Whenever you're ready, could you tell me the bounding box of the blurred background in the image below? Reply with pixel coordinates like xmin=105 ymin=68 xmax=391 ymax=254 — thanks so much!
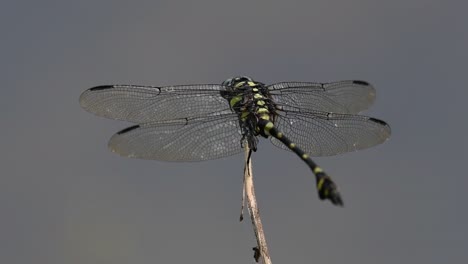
xmin=1 ymin=0 xmax=467 ymax=263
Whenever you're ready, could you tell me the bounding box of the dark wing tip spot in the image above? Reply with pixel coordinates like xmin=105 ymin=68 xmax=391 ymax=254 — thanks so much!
xmin=369 ymin=117 xmax=388 ymax=126
xmin=117 ymin=125 xmax=140 ymax=135
xmin=89 ymin=85 xmax=114 ymax=91
xmin=353 ymin=80 xmax=370 ymax=86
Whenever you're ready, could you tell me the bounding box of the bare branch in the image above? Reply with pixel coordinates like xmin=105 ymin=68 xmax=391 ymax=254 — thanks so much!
xmin=244 ymin=146 xmax=272 ymax=264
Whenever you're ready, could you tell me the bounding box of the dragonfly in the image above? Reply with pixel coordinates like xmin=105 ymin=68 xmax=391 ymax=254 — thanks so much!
xmin=79 ymin=76 xmax=391 ymax=206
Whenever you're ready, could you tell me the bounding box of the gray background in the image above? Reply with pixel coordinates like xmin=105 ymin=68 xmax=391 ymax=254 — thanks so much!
xmin=1 ymin=0 xmax=467 ymax=263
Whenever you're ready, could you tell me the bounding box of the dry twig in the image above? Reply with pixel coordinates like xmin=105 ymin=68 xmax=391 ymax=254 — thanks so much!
xmin=242 ymin=146 xmax=272 ymax=264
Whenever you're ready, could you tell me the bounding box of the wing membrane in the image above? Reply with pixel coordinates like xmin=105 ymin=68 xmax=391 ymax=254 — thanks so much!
xmin=268 ymin=80 xmax=376 ymax=114
xmin=79 ymin=84 xmax=231 ymax=123
xmin=270 ymin=111 xmax=391 ymax=156
xmin=109 ymin=114 xmax=243 ymax=161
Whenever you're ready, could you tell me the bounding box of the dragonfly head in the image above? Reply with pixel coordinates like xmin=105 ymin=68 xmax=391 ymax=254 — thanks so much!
xmin=222 ymin=76 xmax=254 ymax=88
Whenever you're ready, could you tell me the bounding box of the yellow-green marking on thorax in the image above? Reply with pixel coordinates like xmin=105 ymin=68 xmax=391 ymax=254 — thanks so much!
xmin=234 ymin=81 xmax=246 ymax=88
xmin=229 ymin=95 xmax=243 ymax=108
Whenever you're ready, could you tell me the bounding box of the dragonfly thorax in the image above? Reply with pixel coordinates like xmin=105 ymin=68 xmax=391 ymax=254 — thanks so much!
xmin=221 ymin=76 xmax=278 ymax=151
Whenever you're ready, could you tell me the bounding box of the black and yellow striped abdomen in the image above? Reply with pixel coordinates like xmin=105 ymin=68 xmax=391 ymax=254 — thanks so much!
xmin=257 ymin=118 xmax=343 ymax=206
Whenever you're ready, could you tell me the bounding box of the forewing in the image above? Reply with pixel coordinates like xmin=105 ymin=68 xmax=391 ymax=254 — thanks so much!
xmin=109 ymin=114 xmax=243 ymax=161
xmin=268 ymin=80 xmax=376 ymax=114
xmin=270 ymin=111 xmax=391 ymax=156
xmin=79 ymin=84 xmax=231 ymax=123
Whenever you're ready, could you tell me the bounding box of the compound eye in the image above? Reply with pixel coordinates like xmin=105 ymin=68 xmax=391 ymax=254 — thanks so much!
xmin=222 ymin=78 xmax=232 ymax=86
xmin=241 ymin=76 xmax=253 ymax=82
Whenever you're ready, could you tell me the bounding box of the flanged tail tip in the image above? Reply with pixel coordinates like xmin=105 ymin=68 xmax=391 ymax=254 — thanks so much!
xmin=317 ymin=177 xmax=344 ymax=207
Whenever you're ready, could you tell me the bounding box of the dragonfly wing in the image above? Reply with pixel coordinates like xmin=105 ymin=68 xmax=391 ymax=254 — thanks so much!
xmin=108 ymin=114 xmax=243 ymax=161
xmin=268 ymin=80 xmax=376 ymax=114
xmin=270 ymin=111 xmax=391 ymax=156
xmin=79 ymin=84 xmax=231 ymax=123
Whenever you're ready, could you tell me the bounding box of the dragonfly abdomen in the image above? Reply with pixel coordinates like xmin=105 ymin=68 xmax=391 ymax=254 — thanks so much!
xmin=257 ymin=118 xmax=344 ymax=206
